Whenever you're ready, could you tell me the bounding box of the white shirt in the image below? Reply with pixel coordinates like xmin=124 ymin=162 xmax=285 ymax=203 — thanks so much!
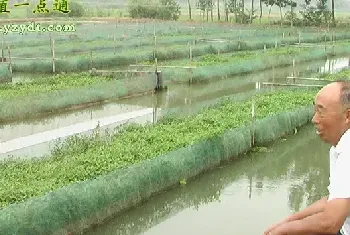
xmin=328 ymin=129 xmax=350 ymax=235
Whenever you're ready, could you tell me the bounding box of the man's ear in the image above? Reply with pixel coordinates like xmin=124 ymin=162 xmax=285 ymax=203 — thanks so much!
xmin=345 ymin=109 xmax=350 ymax=123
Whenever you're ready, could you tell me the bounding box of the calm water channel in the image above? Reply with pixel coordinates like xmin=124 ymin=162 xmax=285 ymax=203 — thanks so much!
xmin=83 ymin=124 xmax=330 ymax=235
xmin=0 ymin=56 xmax=348 ymax=158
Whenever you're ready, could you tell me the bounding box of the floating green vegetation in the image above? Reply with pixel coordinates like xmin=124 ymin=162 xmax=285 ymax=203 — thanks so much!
xmin=0 ymin=72 xmax=115 ymax=100
xmin=0 ymin=89 xmax=317 ymax=209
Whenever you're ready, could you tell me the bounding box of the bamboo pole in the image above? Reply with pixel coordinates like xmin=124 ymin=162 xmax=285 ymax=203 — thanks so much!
xmin=287 ymin=76 xmax=331 ymax=82
xmin=130 ymin=64 xmax=196 ymax=69
xmin=261 ymin=82 xmax=323 ymax=88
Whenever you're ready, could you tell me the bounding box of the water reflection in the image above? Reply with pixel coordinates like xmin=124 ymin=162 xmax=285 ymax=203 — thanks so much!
xmin=319 ymin=57 xmax=350 ymax=74
xmin=83 ymin=124 xmax=330 ymax=235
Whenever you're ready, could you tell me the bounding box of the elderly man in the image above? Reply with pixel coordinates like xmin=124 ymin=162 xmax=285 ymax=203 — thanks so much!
xmin=263 ymin=81 xmax=350 ymax=235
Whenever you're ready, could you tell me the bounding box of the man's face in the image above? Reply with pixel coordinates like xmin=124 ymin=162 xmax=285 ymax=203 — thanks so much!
xmin=312 ymin=85 xmax=349 ymax=146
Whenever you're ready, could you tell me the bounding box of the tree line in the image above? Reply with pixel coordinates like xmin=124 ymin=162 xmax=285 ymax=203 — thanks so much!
xmin=128 ymin=0 xmax=336 ymax=27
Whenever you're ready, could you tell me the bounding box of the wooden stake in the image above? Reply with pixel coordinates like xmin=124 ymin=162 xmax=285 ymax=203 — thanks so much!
xmin=1 ymin=38 xmax=4 ymax=62
xmin=153 ymin=26 xmax=157 ymax=59
xmin=255 ymin=81 xmax=261 ymax=90
xmin=90 ymin=50 xmax=93 ymax=69
xmin=51 ymin=39 xmax=55 ymax=73
xmin=114 ymin=34 xmax=116 ymax=55
xmin=189 ymin=45 xmax=192 ymax=61
xmin=155 ymin=57 xmax=158 ymax=73
xmin=298 ymin=31 xmax=301 ymax=45
xmin=250 ymin=101 xmax=255 ymax=147
xmin=49 ymin=33 xmax=53 ymax=54
xmin=7 ymin=45 xmax=12 ymax=75
xmin=292 ymin=58 xmax=295 ymax=77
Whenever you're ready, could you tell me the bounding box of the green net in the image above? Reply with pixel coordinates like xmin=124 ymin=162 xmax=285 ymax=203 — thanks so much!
xmin=0 ymin=63 xmax=10 ymax=82
xmin=0 ymin=74 xmax=156 ymax=122
xmin=9 ymin=31 xmax=350 ymax=73
xmin=81 ymin=124 xmax=320 ymax=235
xmin=0 ymin=90 xmax=316 ymax=234
xmin=164 ymin=43 xmax=350 ymax=83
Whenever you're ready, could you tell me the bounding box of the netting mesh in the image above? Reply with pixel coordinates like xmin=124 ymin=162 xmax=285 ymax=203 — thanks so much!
xmin=9 ymin=32 xmax=350 ymax=73
xmin=0 ymin=64 xmax=10 ymax=82
xmin=254 ymin=106 xmax=313 ymax=144
xmin=0 ymin=102 xmax=314 ymax=235
xmin=0 ymin=74 xmax=156 ymax=122
xmin=164 ymin=43 xmax=350 ymax=83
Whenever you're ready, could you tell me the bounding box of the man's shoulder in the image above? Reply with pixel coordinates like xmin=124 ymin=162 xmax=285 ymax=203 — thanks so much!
xmin=335 ymin=129 xmax=350 ymax=154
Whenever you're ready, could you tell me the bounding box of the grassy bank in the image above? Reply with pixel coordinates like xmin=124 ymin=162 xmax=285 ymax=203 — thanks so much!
xmin=0 ymin=89 xmax=317 ymax=209
xmin=320 ymin=68 xmax=350 ymax=80
xmin=6 ymin=33 xmax=350 ymax=74
xmin=0 ymin=72 xmax=117 ymax=100
xmin=162 ymin=41 xmax=350 ymax=83
xmin=0 ymin=72 xmax=156 ymax=122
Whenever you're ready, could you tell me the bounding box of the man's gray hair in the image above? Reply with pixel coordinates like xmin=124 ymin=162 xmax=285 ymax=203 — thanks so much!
xmin=336 ymin=80 xmax=350 ymax=105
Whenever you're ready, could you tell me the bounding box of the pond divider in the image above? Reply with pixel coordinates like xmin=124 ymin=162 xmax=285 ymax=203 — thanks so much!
xmin=0 ymin=105 xmax=314 ymax=235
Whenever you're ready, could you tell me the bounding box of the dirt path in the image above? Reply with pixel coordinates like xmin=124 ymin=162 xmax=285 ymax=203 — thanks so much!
xmin=0 ymin=17 xmax=173 ymax=24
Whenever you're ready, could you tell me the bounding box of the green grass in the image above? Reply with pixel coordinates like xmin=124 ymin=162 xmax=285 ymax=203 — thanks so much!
xmin=0 ymin=89 xmax=317 ymax=209
xmin=320 ymin=68 xmax=350 ymax=80
xmin=0 ymin=72 xmax=115 ymax=101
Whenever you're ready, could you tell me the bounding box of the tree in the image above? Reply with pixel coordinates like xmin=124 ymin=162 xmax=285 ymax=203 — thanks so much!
xmin=196 ymin=0 xmax=214 ymax=21
xmin=188 ymin=0 xmax=192 ymax=20
xmin=224 ymin=0 xmax=229 ymax=21
xmin=331 ymin=0 xmax=335 ymax=25
xmin=160 ymin=0 xmax=181 ymax=20
xmin=262 ymin=0 xmax=275 ymax=25
xmin=259 ymin=0 xmax=262 ymax=23
xmin=275 ymin=0 xmax=288 ymax=26
xmin=289 ymin=0 xmax=297 ymax=26
xmin=217 ymin=0 xmax=220 ymax=21
xmin=67 ymin=1 xmax=85 ymax=17
xmin=299 ymin=0 xmax=331 ymax=26
xmin=227 ymin=0 xmax=251 ymax=23
xmin=250 ymin=0 xmax=254 ymax=23
xmin=128 ymin=0 xmax=180 ymax=20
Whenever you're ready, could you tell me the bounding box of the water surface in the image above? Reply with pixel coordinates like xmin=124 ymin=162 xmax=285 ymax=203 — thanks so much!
xmin=84 ymin=124 xmax=330 ymax=235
